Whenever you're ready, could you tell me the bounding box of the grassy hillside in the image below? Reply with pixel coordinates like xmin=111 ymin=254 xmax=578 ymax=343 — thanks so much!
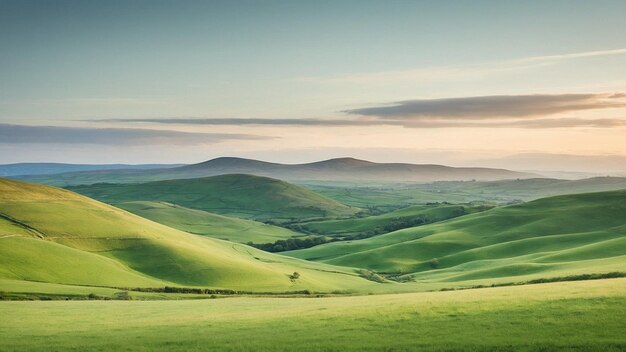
xmin=287 ymin=190 xmax=626 ymax=283
xmin=0 ymin=178 xmax=376 ymax=292
xmin=68 ymin=174 xmax=359 ymax=222
xmin=299 ymin=203 xmax=492 ymax=238
xmin=1 ymin=279 xmax=624 ymax=351
xmin=116 ymin=201 xmax=303 ymax=243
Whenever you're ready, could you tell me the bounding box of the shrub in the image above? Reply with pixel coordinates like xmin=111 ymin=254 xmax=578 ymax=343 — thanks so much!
xmin=358 ymin=269 xmax=386 ymax=283
xmin=114 ymin=291 xmax=132 ymax=300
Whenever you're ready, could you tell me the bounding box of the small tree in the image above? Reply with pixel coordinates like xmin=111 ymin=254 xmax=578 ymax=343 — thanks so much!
xmin=289 ymin=272 xmax=300 ymax=281
xmin=429 ymin=258 xmax=440 ymax=269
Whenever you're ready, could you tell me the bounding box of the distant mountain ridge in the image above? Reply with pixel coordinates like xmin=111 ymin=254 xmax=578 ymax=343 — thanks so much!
xmin=15 ymin=157 xmax=536 ymax=186
xmin=0 ymin=162 xmax=183 ymax=177
xmin=173 ymin=157 xmax=536 ymax=182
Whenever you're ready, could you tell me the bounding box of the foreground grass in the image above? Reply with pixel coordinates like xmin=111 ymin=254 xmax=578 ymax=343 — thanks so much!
xmin=1 ymin=279 xmax=624 ymax=352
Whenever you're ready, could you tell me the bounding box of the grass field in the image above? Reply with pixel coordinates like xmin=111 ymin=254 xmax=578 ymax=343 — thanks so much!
xmin=68 ymin=174 xmax=359 ymax=222
xmin=2 ymin=177 xmax=625 ymax=295
xmin=0 ymin=279 xmax=624 ymax=351
xmin=116 ymin=201 xmax=303 ymax=244
xmin=2 ymin=176 xmax=626 ymax=352
xmin=299 ymin=203 xmax=491 ymax=237
xmin=287 ymin=190 xmax=626 ymax=284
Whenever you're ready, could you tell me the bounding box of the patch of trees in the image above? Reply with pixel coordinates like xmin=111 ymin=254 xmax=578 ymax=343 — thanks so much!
xmin=384 ymin=274 xmax=414 ymax=283
xmin=380 ymin=215 xmax=433 ymax=232
xmin=247 ymin=236 xmax=337 ymax=252
xmin=357 ymin=269 xmax=386 ymax=283
xmin=132 ymin=286 xmax=242 ymax=295
xmin=126 ymin=286 xmax=318 ymax=296
xmin=289 ymin=272 xmax=300 ymax=281
xmin=346 ymin=215 xmax=441 ymax=240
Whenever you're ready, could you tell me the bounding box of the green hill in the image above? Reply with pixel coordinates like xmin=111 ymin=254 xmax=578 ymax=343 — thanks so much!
xmin=68 ymin=174 xmax=359 ymax=222
xmin=299 ymin=203 xmax=492 ymax=238
xmin=286 ymin=190 xmax=626 ymax=284
xmin=0 ymin=178 xmax=376 ymax=293
xmin=116 ymin=201 xmax=303 ymax=243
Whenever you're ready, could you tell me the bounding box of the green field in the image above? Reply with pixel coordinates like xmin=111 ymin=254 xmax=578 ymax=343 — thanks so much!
xmin=1 ymin=279 xmax=624 ymax=351
xmin=2 ymin=177 xmax=626 ymax=295
xmin=304 ymin=176 xmax=626 ymax=208
xmin=0 ymin=178 xmax=379 ymax=293
xmin=2 ymin=175 xmax=626 ymax=352
xmin=287 ymin=190 xmax=626 ymax=284
xmin=68 ymin=174 xmax=359 ymax=222
xmin=299 ymin=203 xmax=491 ymax=237
xmin=116 ymin=201 xmax=303 ymax=244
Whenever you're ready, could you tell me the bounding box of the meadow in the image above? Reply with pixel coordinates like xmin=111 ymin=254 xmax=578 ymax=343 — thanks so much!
xmin=298 ymin=203 xmax=492 ymax=238
xmin=304 ymin=177 xmax=626 ymax=208
xmin=1 ymin=279 xmax=624 ymax=351
xmin=68 ymin=174 xmax=359 ymax=222
xmin=1 ymin=174 xmax=625 ymax=352
xmin=116 ymin=201 xmax=303 ymax=243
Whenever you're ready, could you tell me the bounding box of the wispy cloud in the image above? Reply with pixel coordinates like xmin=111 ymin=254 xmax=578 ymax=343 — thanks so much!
xmin=344 ymin=93 xmax=626 ymax=119
xmin=91 ymin=117 xmax=393 ymax=126
xmin=0 ymin=124 xmax=272 ymax=145
xmin=87 ymin=93 xmax=626 ymax=129
xmin=89 ymin=117 xmax=626 ymax=129
xmin=297 ymin=48 xmax=626 ymax=84
xmin=518 ymin=48 xmax=626 ymax=64
xmin=400 ymin=118 xmax=626 ymax=129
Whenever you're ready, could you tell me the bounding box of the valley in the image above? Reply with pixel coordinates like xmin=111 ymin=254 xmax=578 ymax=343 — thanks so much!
xmin=1 ymin=158 xmax=625 ymax=351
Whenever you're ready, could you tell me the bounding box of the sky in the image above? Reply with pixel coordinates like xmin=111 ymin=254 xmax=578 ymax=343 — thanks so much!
xmin=1 ymin=0 xmax=626 ymax=172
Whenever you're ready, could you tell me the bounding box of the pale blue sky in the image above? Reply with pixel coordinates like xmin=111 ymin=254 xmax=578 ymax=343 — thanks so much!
xmin=1 ymin=0 xmax=625 ymax=167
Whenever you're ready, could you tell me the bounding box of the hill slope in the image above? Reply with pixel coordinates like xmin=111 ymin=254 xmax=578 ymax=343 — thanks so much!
xmin=286 ymin=190 xmax=626 ymax=283
xmin=299 ymin=203 xmax=492 ymax=238
xmin=16 ymin=157 xmax=534 ymax=186
xmin=0 ymin=178 xmax=376 ymax=292
xmin=116 ymin=201 xmax=303 ymax=243
xmin=68 ymin=174 xmax=359 ymax=222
